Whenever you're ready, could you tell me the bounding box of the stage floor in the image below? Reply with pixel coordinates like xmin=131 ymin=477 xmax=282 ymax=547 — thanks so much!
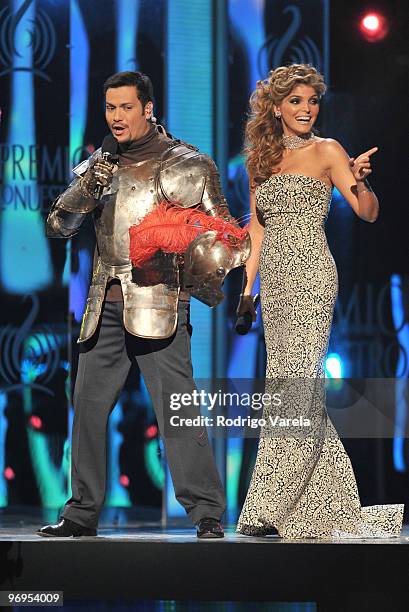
xmin=1 ymin=522 xmax=409 ymax=544
xmin=0 ymin=515 xmax=408 ymax=610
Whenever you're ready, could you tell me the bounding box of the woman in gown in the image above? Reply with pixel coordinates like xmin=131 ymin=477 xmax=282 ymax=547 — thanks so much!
xmin=236 ymin=64 xmax=403 ymax=539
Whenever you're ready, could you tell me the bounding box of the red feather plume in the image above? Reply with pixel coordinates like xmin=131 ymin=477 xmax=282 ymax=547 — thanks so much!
xmin=129 ymin=202 xmax=248 ymax=267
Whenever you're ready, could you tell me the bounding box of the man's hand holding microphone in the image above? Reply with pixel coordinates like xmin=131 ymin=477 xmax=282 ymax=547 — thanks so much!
xmin=79 ymin=134 xmax=118 ymax=200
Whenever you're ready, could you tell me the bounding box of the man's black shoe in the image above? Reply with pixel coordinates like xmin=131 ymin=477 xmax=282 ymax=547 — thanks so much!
xmin=36 ymin=518 xmax=97 ymax=538
xmin=196 ymin=518 xmax=224 ymax=539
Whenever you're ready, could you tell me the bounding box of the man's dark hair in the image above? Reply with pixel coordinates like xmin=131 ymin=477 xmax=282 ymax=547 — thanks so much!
xmin=103 ymin=71 xmax=154 ymax=109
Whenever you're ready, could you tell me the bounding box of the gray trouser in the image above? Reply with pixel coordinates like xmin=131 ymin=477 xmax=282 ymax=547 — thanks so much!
xmin=62 ymin=299 xmax=226 ymax=528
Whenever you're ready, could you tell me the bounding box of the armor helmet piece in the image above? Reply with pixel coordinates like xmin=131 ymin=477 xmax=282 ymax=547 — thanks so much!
xmin=183 ymin=231 xmax=251 ymax=307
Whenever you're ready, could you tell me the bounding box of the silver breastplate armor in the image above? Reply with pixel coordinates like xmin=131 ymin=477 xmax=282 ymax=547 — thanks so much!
xmin=96 ymin=159 xmax=160 ymax=267
xmin=84 ymin=154 xmax=185 ymax=343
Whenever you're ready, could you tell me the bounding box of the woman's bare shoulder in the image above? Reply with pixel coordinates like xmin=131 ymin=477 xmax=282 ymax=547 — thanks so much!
xmin=314 ymin=136 xmax=342 ymax=148
xmin=314 ymin=138 xmax=348 ymax=165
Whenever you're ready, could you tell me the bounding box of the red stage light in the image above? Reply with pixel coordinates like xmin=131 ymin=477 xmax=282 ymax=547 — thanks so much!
xmin=359 ymin=12 xmax=389 ymax=42
xmin=145 ymin=424 xmax=158 ymax=439
xmin=119 ymin=474 xmax=130 ymax=487
xmin=4 ymin=467 xmax=15 ymax=480
xmin=363 ymin=14 xmax=380 ymax=31
xmin=29 ymin=415 xmax=42 ymax=430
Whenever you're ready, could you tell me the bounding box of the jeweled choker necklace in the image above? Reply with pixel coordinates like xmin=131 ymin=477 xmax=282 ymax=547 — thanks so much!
xmin=282 ymin=133 xmax=317 ymax=149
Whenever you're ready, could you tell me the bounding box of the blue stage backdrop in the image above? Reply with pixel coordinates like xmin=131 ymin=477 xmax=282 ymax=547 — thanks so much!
xmin=0 ymin=0 xmax=407 ymax=523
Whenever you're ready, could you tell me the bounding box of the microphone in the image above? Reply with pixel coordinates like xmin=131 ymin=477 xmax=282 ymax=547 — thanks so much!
xmin=95 ymin=133 xmax=118 ymax=200
xmin=235 ymin=294 xmax=260 ymax=335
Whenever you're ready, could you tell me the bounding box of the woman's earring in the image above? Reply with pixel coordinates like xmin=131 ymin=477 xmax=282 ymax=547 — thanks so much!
xmin=275 ymin=112 xmax=281 ymax=119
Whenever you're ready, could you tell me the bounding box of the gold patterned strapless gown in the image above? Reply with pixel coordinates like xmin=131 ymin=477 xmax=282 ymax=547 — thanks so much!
xmin=237 ymin=174 xmax=404 ymax=539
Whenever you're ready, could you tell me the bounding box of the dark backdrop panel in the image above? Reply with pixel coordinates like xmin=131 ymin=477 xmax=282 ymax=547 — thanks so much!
xmin=0 ymin=0 xmax=69 ymax=509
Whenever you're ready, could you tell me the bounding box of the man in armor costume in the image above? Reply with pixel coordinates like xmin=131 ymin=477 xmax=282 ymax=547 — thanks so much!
xmin=38 ymin=71 xmax=249 ymax=539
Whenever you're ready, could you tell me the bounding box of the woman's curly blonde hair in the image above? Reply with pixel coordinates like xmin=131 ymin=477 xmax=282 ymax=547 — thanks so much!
xmin=245 ymin=64 xmax=326 ymax=186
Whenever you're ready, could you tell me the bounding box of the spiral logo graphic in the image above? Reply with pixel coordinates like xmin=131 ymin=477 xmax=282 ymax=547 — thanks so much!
xmin=258 ymin=5 xmax=322 ymax=74
xmin=0 ymin=294 xmax=60 ymax=396
xmin=0 ymin=0 xmax=56 ymax=81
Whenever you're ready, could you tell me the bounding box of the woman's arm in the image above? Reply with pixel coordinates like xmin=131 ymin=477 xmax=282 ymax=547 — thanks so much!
xmin=242 ymin=189 xmax=265 ymax=294
xmin=236 ymin=188 xmax=265 ymax=322
xmin=320 ymin=139 xmax=379 ymax=222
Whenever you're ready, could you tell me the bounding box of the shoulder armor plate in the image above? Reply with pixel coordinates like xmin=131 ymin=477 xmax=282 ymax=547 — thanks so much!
xmin=159 ymin=144 xmax=214 ymax=208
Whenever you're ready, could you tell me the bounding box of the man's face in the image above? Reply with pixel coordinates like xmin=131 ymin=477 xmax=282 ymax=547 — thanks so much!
xmin=105 ymin=85 xmax=152 ymax=143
